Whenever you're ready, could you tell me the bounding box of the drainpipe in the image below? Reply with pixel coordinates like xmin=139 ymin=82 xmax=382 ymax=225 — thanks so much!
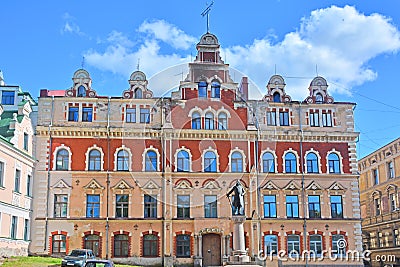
xmin=160 ymin=98 xmax=166 ymax=267
xmin=105 ymin=97 xmax=111 ymax=259
xmin=299 ymin=102 xmax=308 ymax=267
xmin=44 ymin=96 xmax=54 ymax=252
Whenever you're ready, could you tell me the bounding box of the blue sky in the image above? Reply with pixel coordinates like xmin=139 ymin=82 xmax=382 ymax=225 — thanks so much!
xmin=1 ymin=0 xmax=400 ymax=158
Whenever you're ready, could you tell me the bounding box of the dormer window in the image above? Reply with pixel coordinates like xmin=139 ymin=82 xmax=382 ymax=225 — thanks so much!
xmin=273 ymin=92 xmax=281 ymax=103
xmin=315 ymin=93 xmax=323 ymax=104
xmin=198 ymin=81 xmax=207 ymax=98
xmin=77 ymin=85 xmax=86 ymax=97
xmin=211 ymin=82 xmax=220 ymax=98
xmin=134 ymin=88 xmax=143 ymax=99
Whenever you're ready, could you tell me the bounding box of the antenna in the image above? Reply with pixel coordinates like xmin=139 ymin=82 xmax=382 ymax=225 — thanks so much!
xmin=137 ymin=58 xmax=140 ymax=71
xmin=274 ymin=64 xmax=277 ymax=75
xmin=201 ymin=1 xmax=214 ymax=33
xmin=81 ymin=56 xmax=85 ymax=69
xmin=315 ymin=64 xmax=318 ymax=77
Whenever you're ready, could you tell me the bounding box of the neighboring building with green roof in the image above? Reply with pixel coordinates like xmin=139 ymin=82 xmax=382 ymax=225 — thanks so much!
xmin=0 ymin=71 xmax=37 ymax=257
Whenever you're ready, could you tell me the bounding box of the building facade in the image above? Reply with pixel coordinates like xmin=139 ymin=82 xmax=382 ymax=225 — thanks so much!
xmin=0 ymin=72 xmax=36 ymax=256
xmin=30 ymin=33 xmax=362 ymax=266
xmin=359 ymin=137 xmax=400 ymax=266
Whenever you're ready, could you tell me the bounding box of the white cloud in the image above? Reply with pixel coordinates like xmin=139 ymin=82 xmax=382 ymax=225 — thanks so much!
xmin=138 ymin=20 xmax=197 ymax=50
xmin=61 ymin=12 xmax=86 ymax=36
xmin=85 ymin=6 xmax=400 ymax=99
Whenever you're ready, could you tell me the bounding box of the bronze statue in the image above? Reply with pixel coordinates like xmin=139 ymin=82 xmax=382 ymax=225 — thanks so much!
xmin=227 ymin=181 xmax=245 ymax=215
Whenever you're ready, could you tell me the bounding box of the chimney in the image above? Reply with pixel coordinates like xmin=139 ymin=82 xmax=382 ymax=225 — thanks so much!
xmin=239 ymin=77 xmax=249 ymax=101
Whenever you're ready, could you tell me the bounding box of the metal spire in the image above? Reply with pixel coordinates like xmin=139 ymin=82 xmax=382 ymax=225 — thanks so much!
xmin=201 ymin=1 xmax=214 ymax=33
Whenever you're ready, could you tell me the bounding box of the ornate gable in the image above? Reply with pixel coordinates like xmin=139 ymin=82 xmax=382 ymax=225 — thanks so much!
xmin=201 ymin=179 xmax=221 ymax=191
xmin=263 ymin=75 xmax=292 ymax=103
xmin=111 ymin=180 xmax=133 ymax=192
xmin=304 ymin=76 xmax=334 ymax=104
xmin=122 ymin=70 xmax=153 ymax=99
xmin=65 ymin=69 xmax=97 ymax=97
xmin=142 ymin=180 xmax=160 ymax=190
xmin=174 ymin=179 xmax=193 ymax=190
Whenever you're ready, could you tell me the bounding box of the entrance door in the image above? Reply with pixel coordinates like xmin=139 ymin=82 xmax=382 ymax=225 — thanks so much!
xmin=202 ymin=233 xmax=221 ymax=267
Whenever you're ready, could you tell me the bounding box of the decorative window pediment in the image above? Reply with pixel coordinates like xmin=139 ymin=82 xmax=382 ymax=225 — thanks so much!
xmin=283 ymin=180 xmax=301 ymax=191
xmin=84 ymin=179 xmax=105 ymax=191
xmin=263 ymin=75 xmax=292 ymax=103
xmin=111 ymin=180 xmax=133 ymax=193
xmin=65 ymin=69 xmax=97 ymax=97
xmin=174 ymin=179 xmax=193 ymax=190
xmin=262 ymin=180 xmax=279 ymax=191
xmin=141 ymin=180 xmax=161 ymax=195
xmin=123 ymin=71 xmax=153 ymax=99
xmin=328 ymin=182 xmax=346 ymax=192
xmin=201 ymin=179 xmax=221 ymax=191
xmin=51 ymin=179 xmax=72 ymax=190
xmin=306 ymin=181 xmax=322 ymax=191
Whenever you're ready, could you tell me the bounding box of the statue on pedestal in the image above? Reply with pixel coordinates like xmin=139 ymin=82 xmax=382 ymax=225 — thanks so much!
xmin=227 ymin=181 xmax=245 ymax=215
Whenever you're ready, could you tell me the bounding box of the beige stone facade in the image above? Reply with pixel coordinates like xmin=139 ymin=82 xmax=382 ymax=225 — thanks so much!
xmin=359 ymin=137 xmax=400 ymax=266
xmin=30 ymin=33 xmax=362 ymax=267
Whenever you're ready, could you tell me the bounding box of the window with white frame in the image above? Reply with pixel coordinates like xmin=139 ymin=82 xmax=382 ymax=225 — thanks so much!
xmin=205 ymin=112 xmax=214 ymax=130
xmin=177 ymin=150 xmax=190 ymax=172
xmin=126 ymin=108 xmax=136 ymax=123
xmin=267 ymin=111 xmax=276 ymax=126
xmin=390 ymin=193 xmax=397 ymax=212
xmin=309 ymin=111 xmax=320 ymax=127
xmin=56 ymin=149 xmax=69 ymax=170
xmin=145 ymin=150 xmax=157 ymax=172
xmin=309 ymin=235 xmax=322 ymax=255
xmin=279 ymin=111 xmax=289 ymax=126
xmin=211 ymin=81 xmax=220 ymax=98
xmin=285 ymin=152 xmax=297 ymax=173
xmin=231 ymin=151 xmax=243 ymax=172
xmin=204 ymin=195 xmax=217 ymax=218
xmin=54 ymin=194 xmax=68 ymax=218
xmin=332 ymin=234 xmax=346 ymax=255
xmin=388 ymin=161 xmax=395 ymax=179
xmin=218 ymin=112 xmax=227 ymax=130
xmin=117 ymin=150 xmax=130 ymax=171
xmin=204 ymin=151 xmax=217 ymax=172
xmin=322 ymin=112 xmax=332 ymax=127
xmin=262 ymin=152 xmax=275 ymax=173
xmin=198 ymin=81 xmax=207 ymax=98
xmin=264 ymin=235 xmax=278 ymax=255
xmin=192 ymin=112 xmax=201 ymax=129
xmin=328 ymin=153 xmax=340 ymax=174
xmin=287 ymin=235 xmax=300 ymax=256
xmin=88 ymin=149 xmax=102 ymax=171
xmin=372 ymin=168 xmax=379 ymax=185
xmin=306 ymin=152 xmax=319 ymax=173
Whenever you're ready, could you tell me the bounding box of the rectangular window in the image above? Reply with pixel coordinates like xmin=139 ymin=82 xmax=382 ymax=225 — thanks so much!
xmin=279 ymin=111 xmax=289 ymax=126
xmin=26 ymin=175 xmax=32 ymax=197
xmin=390 ymin=193 xmax=397 ymax=212
xmin=0 ymin=162 xmax=4 ymax=187
xmin=177 ymin=195 xmax=190 ymax=218
xmin=332 ymin=234 xmax=346 ymax=255
xmin=14 ymin=169 xmax=21 ymax=193
xmin=23 ymin=133 xmax=29 ymax=151
xmin=54 ymin=194 xmax=68 ymax=218
xmin=263 ymin=195 xmax=277 ymax=218
xmin=286 ymin=195 xmax=299 ymax=218
xmin=144 ymin=195 xmax=157 ymax=218
xmin=116 ymin=194 xmax=129 ymax=218
xmin=140 ymin=108 xmax=150 ymax=123
xmin=176 ymin=235 xmax=191 ymax=257
xmin=11 ymin=216 xmax=17 ymax=239
xmin=388 ymin=161 xmax=395 ymax=179
xmin=68 ymin=107 xmax=79 ymax=122
xmin=375 ymin=198 xmax=381 ymax=216
xmin=309 ymin=112 xmax=320 ymax=127
xmin=264 ymin=235 xmax=278 ymax=256
xmin=82 ymin=107 xmax=93 ymax=122
xmin=204 ymin=195 xmax=217 ymax=218
xmin=322 ymin=112 xmax=332 ymax=127
xmin=287 ymin=235 xmax=300 ymax=256
xmin=126 ymin=108 xmax=136 ymax=123
xmin=330 ymin=195 xmax=343 ymax=218
xmin=309 ymin=235 xmax=322 ymax=255
xmin=24 ymin=219 xmax=29 ymax=241
xmin=1 ymin=91 xmax=15 ymax=105
xmin=308 ymin=195 xmax=321 ymax=218
xmin=86 ymin=194 xmax=100 ymax=218
xmin=267 ymin=111 xmax=276 ymax=126
xmin=373 ymin=169 xmax=379 ymax=185
xmin=394 ymin=229 xmax=400 ymax=247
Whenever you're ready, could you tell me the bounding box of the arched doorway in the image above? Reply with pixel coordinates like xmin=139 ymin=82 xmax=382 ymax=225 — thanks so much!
xmin=202 ymin=233 xmax=221 ymax=266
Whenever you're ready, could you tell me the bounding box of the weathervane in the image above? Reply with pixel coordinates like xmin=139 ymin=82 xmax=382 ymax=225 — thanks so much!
xmin=201 ymin=1 xmax=214 ymax=33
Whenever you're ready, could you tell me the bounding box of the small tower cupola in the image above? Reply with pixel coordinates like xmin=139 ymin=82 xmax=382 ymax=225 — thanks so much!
xmin=305 ymin=76 xmax=334 ymax=104
xmin=123 ymin=70 xmax=153 ymax=99
xmin=263 ymin=75 xmax=292 ymax=103
xmin=195 ymin=33 xmax=224 ymax=64
xmin=66 ymin=69 xmax=97 ymax=97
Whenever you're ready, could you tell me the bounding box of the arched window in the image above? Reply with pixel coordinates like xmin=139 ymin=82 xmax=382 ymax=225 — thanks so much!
xmin=134 ymin=88 xmax=143 ymax=99
xmin=328 ymin=153 xmax=340 ymax=173
xmin=117 ymin=150 xmax=129 ymax=171
xmin=198 ymin=81 xmax=207 ymax=98
xmin=204 ymin=151 xmax=217 ymax=172
xmin=77 ymin=85 xmax=86 ymax=97
xmin=52 ymin=234 xmax=67 ymax=254
xmin=88 ymin=149 xmax=101 ymax=171
xmin=113 ymin=234 xmax=129 ymax=257
xmin=315 ymin=93 xmax=323 ymax=104
xmin=285 ymin=152 xmax=297 ymax=173
xmin=205 ymin=112 xmax=214 ymax=130
xmin=145 ymin=150 xmax=157 ymax=171
xmin=143 ymin=234 xmax=158 ymax=257
xmin=273 ymin=92 xmax=281 ymax=103
xmin=262 ymin=152 xmax=275 ymax=173
xmin=211 ymin=81 xmax=220 ymax=98
xmin=177 ymin=150 xmax=190 ymax=172
xmin=231 ymin=152 xmax=243 ymax=172
xmin=218 ymin=112 xmax=227 ymax=130
xmin=84 ymin=234 xmax=100 ymax=257
xmin=56 ymin=149 xmax=69 ymax=170
xmin=192 ymin=112 xmax=201 ymax=129
xmin=306 ymin=152 xmax=318 ymax=173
